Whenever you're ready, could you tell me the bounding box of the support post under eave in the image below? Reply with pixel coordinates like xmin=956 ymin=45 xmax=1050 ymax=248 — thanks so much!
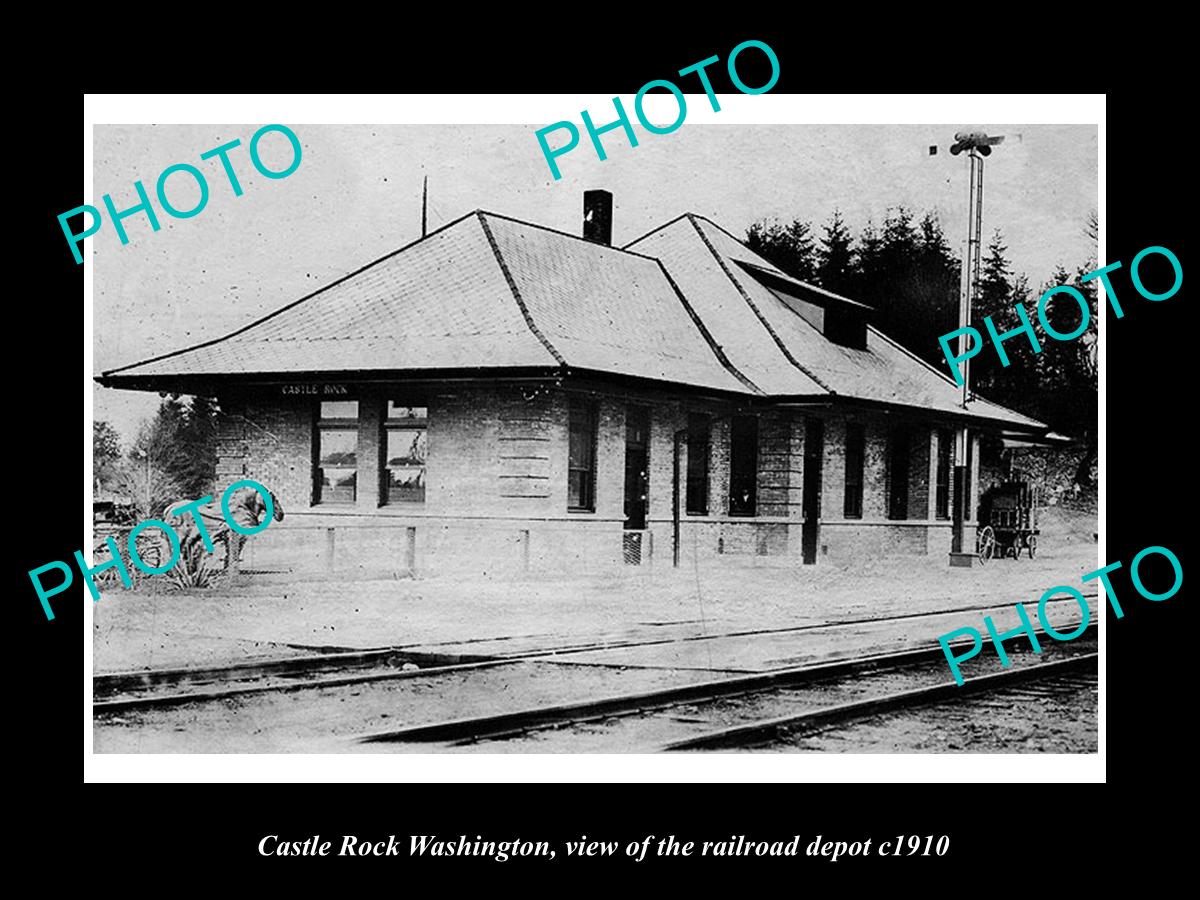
xmin=673 ymin=430 xmax=683 ymax=568
xmin=949 ymin=427 xmax=975 ymax=567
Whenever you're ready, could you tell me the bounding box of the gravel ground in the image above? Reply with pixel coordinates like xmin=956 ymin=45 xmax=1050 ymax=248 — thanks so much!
xmin=93 ymin=660 xmax=720 ymax=753
xmin=445 ymin=637 xmax=1097 ymax=754
xmin=784 ymin=672 xmax=1098 ymax=753
xmin=91 ymin=507 xmax=1100 ymax=754
xmin=95 ymin=629 xmax=1096 ymax=754
xmin=93 ymin=506 xmax=1099 ymax=674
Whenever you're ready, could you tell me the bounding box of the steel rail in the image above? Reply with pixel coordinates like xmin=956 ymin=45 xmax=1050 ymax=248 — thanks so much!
xmin=659 ymin=652 xmax=1098 ymax=751
xmin=95 ymin=601 xmax=1097 ymax=716
xmin=357 ymin=623 xmax=1096 ymax=745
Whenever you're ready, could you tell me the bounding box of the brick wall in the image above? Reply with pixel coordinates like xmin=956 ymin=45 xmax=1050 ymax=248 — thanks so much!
xmin=863 ymin=419 xmax=891 ymax=520
xmin=822 ymin=416 xmax=847 ymax=522
xmin=757 ymin=412 xmax=802 ymax=519
xmin=215 ymin=401 xmax=311 ymax=504
xmin=646 ymin=401 xmax=684 ymax=525
xmin=907 ymin=426 xmax=932 ymax=521
xmin=813 ymin=413 xmax=953 ymax=562
xmin=215 ymin=384 xmax=645 ymax=577
xmin=215 ymin=382 xmax=1006 ymax=577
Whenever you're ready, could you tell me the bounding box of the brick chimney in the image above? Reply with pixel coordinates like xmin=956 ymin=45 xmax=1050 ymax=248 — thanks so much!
xmin=583 ymin=190 xmax=613 ymax=245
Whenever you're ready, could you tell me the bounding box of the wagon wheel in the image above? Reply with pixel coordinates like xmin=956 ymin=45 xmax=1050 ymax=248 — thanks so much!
xmin=133 ymin=532 xmax=165 ymax=573
xmin=976 ymin=526 xmax=996 ymax=564
xmin=1027 ymin=534 xmax=1038 ymax=559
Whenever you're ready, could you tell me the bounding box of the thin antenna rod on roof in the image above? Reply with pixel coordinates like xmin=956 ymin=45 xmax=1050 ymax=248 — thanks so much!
xmin=421 ymin=175 xmax=428 ymax=238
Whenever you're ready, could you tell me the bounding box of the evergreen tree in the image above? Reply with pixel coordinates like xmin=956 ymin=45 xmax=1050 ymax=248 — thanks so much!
xmin=853 ymin=220 xmax=882 ymax=296
xmin=177 ymin=395 xmax=220 ymax=499
xmin=1033 ymin=264 xmax=1097 ymax=483
xmin=851 ymin=207 xmax=959 ymax=365
xmin=745 ymin=218 xmax=818 ymax=282
xmin=1037 ymin=265 xmax=1078 ymax=341
xmin=124 ymin=394 xmax=220 ymax=514
xmin=815 ymin=210 xmax=856 ymax=296
xmin=1009 ymin=273 xmax=1032 ymax=315
xmin=740 ymin=206 xmax=1096 ymax=486
xmin=782 ymin=219 xmax=817 ymax=282
xmin=914 ymin=213 xmax=961 ymax=349
xmin=93 ymin=421 xmax=121 ymax=469
xmin=969 ymin=255 xmax=1097 ymax=487
xmin=93 ymin=420 xmax=124 ymax=494
xmin=970 ymin=231 xmax=1018 ymax=399
xmin=881 ymin=206 xmax=917 ymax=256
xmin=128 ymin=396 xmax=190 ymax=515
xmin=1067 ymin=262 xmax=1099 ymax=486
xmin=976 ymin=231 xmax=1012 ymax=315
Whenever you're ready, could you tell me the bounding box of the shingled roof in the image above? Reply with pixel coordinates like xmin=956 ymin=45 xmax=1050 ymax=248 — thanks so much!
xmin=99 ymin=207 xmax=1045 ymax=432
xmin=99 ymin=211 xmax=754 ymax=397
xmin=625 ymin=214 xmax=1044 ymax=430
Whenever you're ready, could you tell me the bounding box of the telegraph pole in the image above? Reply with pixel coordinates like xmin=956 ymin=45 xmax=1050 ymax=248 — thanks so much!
xmin=946 ymin=130 xmax=1003 ymax=567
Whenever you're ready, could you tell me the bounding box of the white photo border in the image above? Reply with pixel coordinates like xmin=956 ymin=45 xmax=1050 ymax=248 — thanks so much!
xmin=84 ymin=92 xmax=1106 ymax=783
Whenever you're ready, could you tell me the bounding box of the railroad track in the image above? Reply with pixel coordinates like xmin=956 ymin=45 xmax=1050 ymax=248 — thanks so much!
xmin=660 ymin=653 xmax=1097 ymax=751
xmin=93 ymin=654 xmax=513 ymax=714
xmin=357 ymin=622 xmax=1097 ymax=751
xmin=93 ymin=595 xmax=1097 ymax=715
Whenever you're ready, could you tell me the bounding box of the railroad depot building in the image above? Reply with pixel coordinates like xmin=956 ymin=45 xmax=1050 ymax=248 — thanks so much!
xmin=98 ymin=191 xmax=1049 ymax=577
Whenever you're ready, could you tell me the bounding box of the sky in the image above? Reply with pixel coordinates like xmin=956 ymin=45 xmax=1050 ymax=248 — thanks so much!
xmin=92 ymin=123 xmax=1097 ymax=445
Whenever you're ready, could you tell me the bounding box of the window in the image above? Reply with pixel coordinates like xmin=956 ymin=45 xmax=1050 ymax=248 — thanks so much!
xmin=686 ymin=413 xmax=710 ymax=515
xmin=568 ymin=400 xmax=597 ymax=511
xmin=382 ymin=402 xmax=427 ymax=504
xmin=887 ymin=426 xmax=911 ymax=520
xmin=315 ymin=401 xmax=359 ymax=504
xmin=729 ymin=415 xmax=758 ymax=517
xmin=843 ymin=423 xmax=864 ymax=519
xmin=936 ymin=428 xmax=952 ymax=520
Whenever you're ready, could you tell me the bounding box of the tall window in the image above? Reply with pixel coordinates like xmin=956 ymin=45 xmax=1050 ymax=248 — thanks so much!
xmin=887 ymin=426 xmax=911 ymax=520
xmin=843 ymin=423 xmax=865 ymax=519
xmin=936 ymin=428 xmax=952 ymax=520
xmin=729 ymin=415 xmax=758 ymax=517
xmin=568 ymin=399 xmax=597 ymax=511
xmin=315 ymin=400 xmax=359 ymax=504
xmin=382 ymin=402 xmax=427 ymax=504
xmin=686 ymin=413 xmax=710 ymax=515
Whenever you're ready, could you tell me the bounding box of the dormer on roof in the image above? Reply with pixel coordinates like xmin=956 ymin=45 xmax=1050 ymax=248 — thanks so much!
xmin=733 ymin=259 xmax=872 ymax=351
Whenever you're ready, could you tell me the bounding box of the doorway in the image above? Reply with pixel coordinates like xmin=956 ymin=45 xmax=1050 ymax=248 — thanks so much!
xmin=624 ymin=406 xmax=650 ymax=531
xmin=801 ymin=418 xmax=824 ymax=564
xmin=623 ymin=406 xmax=650 ymax=565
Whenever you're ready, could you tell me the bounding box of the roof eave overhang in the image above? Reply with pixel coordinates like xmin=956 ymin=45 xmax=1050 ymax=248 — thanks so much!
xmin=95 ymin=369 xmax=1056 ymax=437
xmin=1000 ymin=430 xmax=1076 ymax=448
xmin=558 ymin=368 xmax=760 ymax=403
xmin=773 ymin=393 xmax=1049 ymax=435
xmin=94 ymin=365 xmax=762 ymax=404
xmin=94 ymin=365 xmax=568 ymax=395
